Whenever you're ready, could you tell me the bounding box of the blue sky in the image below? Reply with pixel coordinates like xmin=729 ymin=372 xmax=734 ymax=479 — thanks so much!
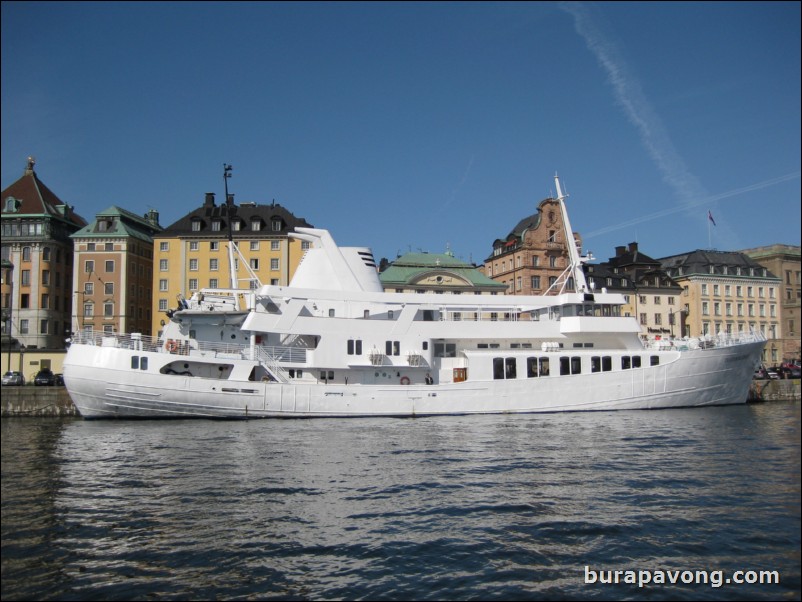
xmin=2 ymin=1 xmax=800 ymax=266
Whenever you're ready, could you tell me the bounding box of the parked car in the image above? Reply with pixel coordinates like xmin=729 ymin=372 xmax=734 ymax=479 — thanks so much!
xmin=33 ymin=368 xmax=56 ymax=386
xmin=753 ymin=367 xmax=769 ymax=380
xmin=2 ymin=371 xmax=25 ymax=386
xmin=54 ymin=373 xmax=65 ymax=386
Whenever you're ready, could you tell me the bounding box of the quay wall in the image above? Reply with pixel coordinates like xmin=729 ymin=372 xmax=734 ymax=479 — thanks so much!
xmin=747 ymin=379 xmax=801 ymax=402
xmin=1 ymin=386 xmax=79 ymax=417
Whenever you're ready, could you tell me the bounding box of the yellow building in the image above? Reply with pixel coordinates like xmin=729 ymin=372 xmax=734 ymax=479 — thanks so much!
xmin=660 ymin=249 xmax=782 ymax=364
xmin=151 ymin=193 xmax=313 ymax=338
xmin=741 ymin=244 xmax=801 ymax=363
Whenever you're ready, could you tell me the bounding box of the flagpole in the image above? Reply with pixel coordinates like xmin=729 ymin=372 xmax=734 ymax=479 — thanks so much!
xmin=708 ymin=212 xmax=711 ymax=248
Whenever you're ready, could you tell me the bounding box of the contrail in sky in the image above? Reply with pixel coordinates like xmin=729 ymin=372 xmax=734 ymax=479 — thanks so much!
xmin=583 ymin=171 xmax=800 ymax=239
xmin=559 ymin=2 xmax=741 ymax=247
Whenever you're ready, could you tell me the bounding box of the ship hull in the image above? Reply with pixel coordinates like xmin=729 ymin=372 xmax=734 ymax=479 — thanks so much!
xmin=64 ymin=340 xmax=764 ymax=418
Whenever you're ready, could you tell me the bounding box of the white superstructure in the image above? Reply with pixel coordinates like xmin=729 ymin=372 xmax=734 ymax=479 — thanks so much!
xmin=63 ymin=177 xmax=765 ymax=418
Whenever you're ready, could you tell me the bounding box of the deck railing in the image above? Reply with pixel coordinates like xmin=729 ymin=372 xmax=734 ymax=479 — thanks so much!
xmin=69 ymin=331 xmax=306 ymax=363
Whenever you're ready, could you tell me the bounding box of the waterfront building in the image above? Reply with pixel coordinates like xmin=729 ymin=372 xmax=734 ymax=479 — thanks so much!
xmin=1 ymin=158 xmax=86 ymax=349
xmin=481 ymin=197 xmax=583 ymax=295
xmin=150 ymin=193 xmax=313 ymax=338
xmin=659 ymin=250 xmax=783 ymax=364
xmin=585 ymin=242 xmax=684 ymax=341
xmin=379 ymin=249 xmax=507 ymax=295
xmin=740 ymin=244 xmax=801 ymax=363
xmin=71 ymin=206 xmax=163 ymax=337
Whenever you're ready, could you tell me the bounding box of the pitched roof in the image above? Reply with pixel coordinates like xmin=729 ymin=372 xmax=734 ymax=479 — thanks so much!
xmin=71 ymin=205 xmax=163 ymax=243
xmin=380 ymin=251 xmax=506 ymax=289
xmin=659 ymin=249 xmax=780 ymax=279
xmin=1 ymin=158 xmax=87 ymax=227
xmin=160 ymin=194 xmax=312 ymax=237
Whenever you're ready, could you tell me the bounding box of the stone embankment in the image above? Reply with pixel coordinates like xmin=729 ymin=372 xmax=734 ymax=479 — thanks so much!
xmin=1 ymin=387 xmax=80 ymax=417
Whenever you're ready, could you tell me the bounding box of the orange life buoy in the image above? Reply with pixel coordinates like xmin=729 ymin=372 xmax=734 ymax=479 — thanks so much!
xmin=400 ymin=376 xmax=411 ymax=385
xmin=166 ymin=339 xmax=178 ymax=353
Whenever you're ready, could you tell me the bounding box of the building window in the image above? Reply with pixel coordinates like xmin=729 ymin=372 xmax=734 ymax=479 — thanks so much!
xmin=232 ymin=220 xmax=241 ymax=231
xmin=250 ymin=241 xmax=260 ymax=251
xmin=85 ymin=260 xmax=94 ymax=273
xmin=159 ymin=299 xmax=168 ymax=311
xmin=160 ymin=259 xmax=168 ymax=271
xmin=192 ymin=220 xmax=201 ymax=231
xmin=271 ymin=240 xmax=280 ymax=251
xmin=160 ymin=242 xmax=169 ymax=251
xmin=19 ymin=319 xmax=29 ymax=334
xmin=104 ymin=303 xmax=114 ymax=317
xmin=42 ymin=270 xmax=50 ymax=285
xmin=190 ymin=241 xmax=199 ymax=251
xmin=105 ymin=260 xmax=114 ymax=273
xmin=251 ymin=219 xmax=261 ymax=231
xmin=210 ymin=241 xmax=219 ymax=251
xmin=189 ymin=259 xmax=198 ymax=271
xmin=159 ymin=279 xmax=168 ymax=292
xmin=250 ymin=258 xmax=259 ymax=270
xmin=105 ymin=282 xmax=114 ymax=295
xmin=272 ymin=219 xmax=282 ymax=231
xmin=212 ymin=220 xmax=222 ymax=231
xmin=41 ymin=293 xmax=49 ymax=309
xmin=271 ymin=258 xmax=279 ymax=271
xmin=84 ymin=282 xmax=94 ymax=295
xmin=210 ymin=258 xmax=219 ymax=271
xmin=84 ymin=303 xmax=94 ymax=316
xmin=21 ymin=270 xmax=30 ymax=286
xmin=22 ymin=246 xmax=31 ymax=261
xmin=531 ymin=276 xmax=540 ymax=289
xmin=209 ymin=278 xmax=218 ymax=288
xmin=42 ymin=247 xmax=51 ymax=261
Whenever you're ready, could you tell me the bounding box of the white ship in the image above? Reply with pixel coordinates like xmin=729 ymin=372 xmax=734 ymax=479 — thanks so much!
xmin=63 ymin=177 xmax=765 ymax=418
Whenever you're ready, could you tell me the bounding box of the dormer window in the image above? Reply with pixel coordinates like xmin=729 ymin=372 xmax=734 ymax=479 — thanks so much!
xmin=272 ymin=218 xmax=283 ymax=232
xmin=251 ymin=219 xmax=261 ymax=231
xmin=231 ymin=220 xmax=241 ymax=231
xmin=211 ymin=220 xmax=222 ymax=231
xmin=192 ymin=219 xmax=202 ymax=232
xmin=4 ymin=196 xmax=20 ymax=212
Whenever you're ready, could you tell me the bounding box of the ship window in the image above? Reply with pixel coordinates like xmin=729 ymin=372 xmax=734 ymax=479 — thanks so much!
xmin=348 ymin=340 xmax=354 ymax=355
xmin=622 ymin=356 xmax=631 ymax=370
xmin=632 ymin=356 xmax=642 ymax=368
xmin=591 ymin=356 xmax=601 ymax=373
xmin=505 ymin=358 xmax=517 ymax=379
xmin=572 ymin=357 xmax=581 ymax=374
xmin=560 ymin=357 xmax=570 ymax=375
xmin=602 ymin=357 xmax=612 ymax=372
xmin=527 ymin=357 xmax=538 ymax=377
xmin=131 ymin=356 xmax=140 ymax=369
xmin=651 ymin=356 xmax=659 ymax=366
xmin=493 ymin=358 xmax=505 ymax=380
xmin=329 ymin=309 xmax=335 ymax=317
xmin=141 ymin=358 xmax=148 ymax=370
xmin=385 ymin=340 xmax=400 ymax=356
xmin=422 ymin=342 xmax=428 ymax=351
xmin=539 ymin=357 xmax=550 ymax=376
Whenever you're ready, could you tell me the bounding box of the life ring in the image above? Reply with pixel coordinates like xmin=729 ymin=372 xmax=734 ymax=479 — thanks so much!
xmin=166 ymin=339 xmax=178 ymax=353
xmin=400 ymin=376 xmax=411 ymax=385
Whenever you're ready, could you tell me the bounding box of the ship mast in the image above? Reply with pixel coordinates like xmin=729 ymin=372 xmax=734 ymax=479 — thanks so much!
xmin=223 ymin=163 xmax=238 ymax=289
xmin=548 ymin=174 xmax=591 ymax=295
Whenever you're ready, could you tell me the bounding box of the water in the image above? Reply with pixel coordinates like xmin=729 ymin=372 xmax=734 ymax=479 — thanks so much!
xmin=2 ymin=403 xmax=800 ymax=601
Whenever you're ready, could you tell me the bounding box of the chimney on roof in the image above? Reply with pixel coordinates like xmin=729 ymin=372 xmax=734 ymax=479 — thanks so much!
xmin=615 ymin=246 xmax=626 ymax=257
xmin=628 ymin=242 xmax=639 ymax=253
xmin=204 ymin=192 xmax=215 ymax=207
xmin=25 ymin=156 xmax=36 ymax=175
xmin=226 ymin=194 xmax=235 ymax=206
xmin=145 ymin=209 xmax=160 ymax=227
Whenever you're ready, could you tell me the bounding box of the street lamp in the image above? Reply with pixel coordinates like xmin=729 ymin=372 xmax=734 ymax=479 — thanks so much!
xmin=669 ymin=308 xmax=687 ymax=338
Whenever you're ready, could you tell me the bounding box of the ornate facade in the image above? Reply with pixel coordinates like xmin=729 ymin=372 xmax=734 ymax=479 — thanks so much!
xmin=1 ymin=158 xmax=86 ymax=349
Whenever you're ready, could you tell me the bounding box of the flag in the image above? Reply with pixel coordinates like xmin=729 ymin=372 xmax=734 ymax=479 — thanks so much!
xmin=708 ymin=210 xmax=716 ymax=226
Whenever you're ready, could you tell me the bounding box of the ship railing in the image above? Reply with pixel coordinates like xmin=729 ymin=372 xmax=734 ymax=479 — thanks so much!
xmin=645 ymin=329 xmax=766 ymax=351
xmin=69 ymin=332 xmax=308 ymax=367
xmin=70 ymin=331 xmax=163 ymax=351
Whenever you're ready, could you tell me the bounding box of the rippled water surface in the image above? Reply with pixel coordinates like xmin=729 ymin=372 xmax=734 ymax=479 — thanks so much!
xmin=2 ymin=402 xmax=800 ymax=600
